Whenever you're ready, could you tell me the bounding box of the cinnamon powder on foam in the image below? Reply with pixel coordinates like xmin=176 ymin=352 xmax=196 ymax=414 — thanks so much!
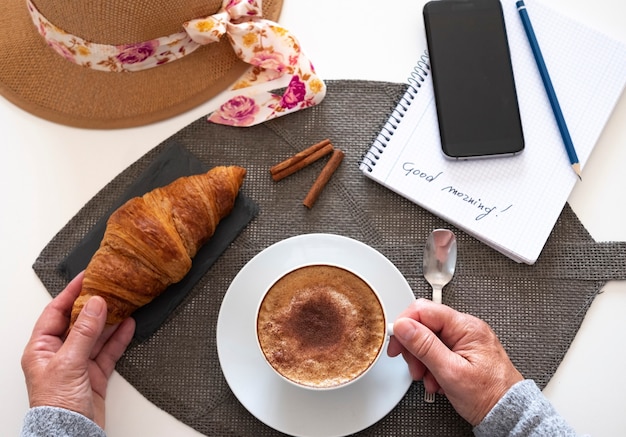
xmin=257 ymin=265 xmax=385 ymax=388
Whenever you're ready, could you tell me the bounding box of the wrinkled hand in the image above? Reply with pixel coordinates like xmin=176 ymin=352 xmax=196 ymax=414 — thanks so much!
xmin=387 ymin=298 xmax=523 ymax=426
xmin=21 ymin=272 xmax=135 ymax=429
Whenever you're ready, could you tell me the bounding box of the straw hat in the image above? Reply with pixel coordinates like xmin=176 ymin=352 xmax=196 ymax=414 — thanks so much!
xmin=0 ymin=0 xmax=283 ymax=129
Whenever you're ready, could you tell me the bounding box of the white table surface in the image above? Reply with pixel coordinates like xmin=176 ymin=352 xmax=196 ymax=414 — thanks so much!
xmin=1 ymin=0 xmax=625 ymax=435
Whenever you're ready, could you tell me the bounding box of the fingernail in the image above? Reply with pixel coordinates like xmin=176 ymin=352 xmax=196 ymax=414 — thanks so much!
xmin=83 ymin=297 xmax=104 ymax=316
xmin=394 ymin=318 xmax=417 ymax=341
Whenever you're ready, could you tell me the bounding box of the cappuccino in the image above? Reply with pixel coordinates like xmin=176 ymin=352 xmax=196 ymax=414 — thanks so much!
xmin=256 ymin=264 xmax=385 ymax=389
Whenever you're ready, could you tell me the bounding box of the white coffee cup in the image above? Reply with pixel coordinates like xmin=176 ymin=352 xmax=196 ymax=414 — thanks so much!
xmin=255 ymin=263 xmax=392 ymax=390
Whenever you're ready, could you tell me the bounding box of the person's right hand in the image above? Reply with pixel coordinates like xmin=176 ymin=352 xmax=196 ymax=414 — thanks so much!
xmin=387 ymin=298 xmax=523 ymax=426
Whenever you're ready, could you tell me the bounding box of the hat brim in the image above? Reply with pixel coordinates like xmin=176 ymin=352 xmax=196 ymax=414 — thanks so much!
xmin=0 ymin=0 xmax=284 ymax=129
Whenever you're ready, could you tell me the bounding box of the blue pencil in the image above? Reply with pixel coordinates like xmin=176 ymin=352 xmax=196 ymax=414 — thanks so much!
xmin=516 ymin=0 xmax=582 ymax=180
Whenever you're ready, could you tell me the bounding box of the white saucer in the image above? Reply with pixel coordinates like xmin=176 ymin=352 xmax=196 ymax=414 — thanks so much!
xmin=216 ymin=234 xmax=415 ymax=437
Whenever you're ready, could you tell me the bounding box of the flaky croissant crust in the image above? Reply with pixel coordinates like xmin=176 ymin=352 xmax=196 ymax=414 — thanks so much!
xmin=71 ymin=165 xmax=246 ymax=327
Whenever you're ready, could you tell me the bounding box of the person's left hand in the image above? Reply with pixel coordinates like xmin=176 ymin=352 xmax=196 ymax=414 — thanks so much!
xmin=21 ymin=272 xmax=135 ymax=429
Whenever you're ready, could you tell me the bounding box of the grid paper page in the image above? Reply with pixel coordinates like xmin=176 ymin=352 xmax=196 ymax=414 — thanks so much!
xmin=361 ymin=0 xmax=626 ymax=264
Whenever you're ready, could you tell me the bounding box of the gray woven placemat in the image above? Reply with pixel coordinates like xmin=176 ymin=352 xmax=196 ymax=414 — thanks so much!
xmin=33 ymin=80 xmax=626 ymax=436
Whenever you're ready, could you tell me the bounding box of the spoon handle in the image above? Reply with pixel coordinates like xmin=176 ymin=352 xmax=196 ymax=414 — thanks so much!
xmin=431 ymin=284 xmax=443 ymax=305
xmin=424 ymin=390 xmax=436 ymax=403
xmin=424 ymin=284 xmax=443 ymax=403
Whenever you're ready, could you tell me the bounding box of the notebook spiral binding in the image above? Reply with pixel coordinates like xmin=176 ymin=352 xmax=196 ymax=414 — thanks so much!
xmin=359 ymin=51 xmax=431 ymax=173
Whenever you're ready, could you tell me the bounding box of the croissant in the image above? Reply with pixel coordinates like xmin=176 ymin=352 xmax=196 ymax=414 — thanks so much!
xmin=70 ymin=165 xmax=246 ymax=327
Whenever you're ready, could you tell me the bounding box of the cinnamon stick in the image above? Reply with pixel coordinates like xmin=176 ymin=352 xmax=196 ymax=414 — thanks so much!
xmin=271 ymin=143 xmax=334 ymax=182
xmin=270 ymin=139 xmax=332 ymax=176
xmin=303 ymin=149 xmax=345 ymax=209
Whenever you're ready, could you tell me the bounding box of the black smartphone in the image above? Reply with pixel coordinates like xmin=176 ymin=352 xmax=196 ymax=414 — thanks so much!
xmin=423 ymin=0 xmax=524 ymax=159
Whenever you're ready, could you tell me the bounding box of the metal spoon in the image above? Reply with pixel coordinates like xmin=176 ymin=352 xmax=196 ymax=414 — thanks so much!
xmin=422 ymin=228 xmax=457 ymax=402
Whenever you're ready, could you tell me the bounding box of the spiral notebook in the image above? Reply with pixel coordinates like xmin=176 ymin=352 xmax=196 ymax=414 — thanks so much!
xmin=360 ymin=0 xmax=626 ymax=264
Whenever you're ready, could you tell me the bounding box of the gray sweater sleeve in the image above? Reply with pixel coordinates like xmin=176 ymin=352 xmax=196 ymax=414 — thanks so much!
xmin=473 ymin=379 xmax=579 ymax=437
xmin=20 ymin=406 xmax=106 ymax=437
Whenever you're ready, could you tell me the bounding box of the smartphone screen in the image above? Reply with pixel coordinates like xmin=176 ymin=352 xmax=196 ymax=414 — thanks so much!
xmin=424 ymin=0 xmax=524 ymax=159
